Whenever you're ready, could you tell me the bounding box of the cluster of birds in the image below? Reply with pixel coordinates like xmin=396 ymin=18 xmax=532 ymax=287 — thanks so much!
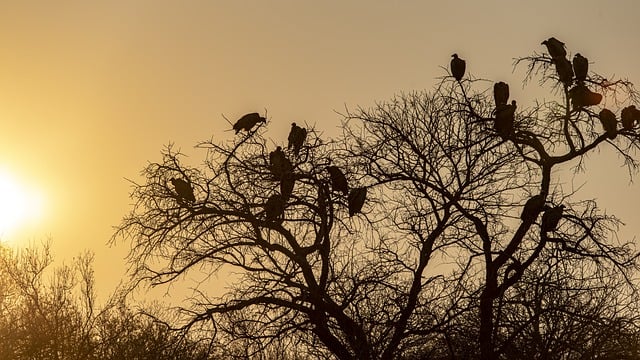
xmin=167 ymin=113 xmax=368 ymax=223
xmin=519 ymin=194 xmax=564 ymax=233
xmin=450 ymin=38 xmax=640 ymax=140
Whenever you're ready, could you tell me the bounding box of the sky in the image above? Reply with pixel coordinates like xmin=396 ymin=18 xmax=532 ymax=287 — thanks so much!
xmin=0 ymin=1 xmax=638 ymax=302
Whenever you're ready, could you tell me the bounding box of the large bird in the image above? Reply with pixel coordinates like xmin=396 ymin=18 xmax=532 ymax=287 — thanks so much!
xmin=288 ymin=123 xmax=307 ymax=156
xmin=450 ymin=54 xmax=466 ymax=81
xmin=542 ymin=37 xmax=566 ymax=58
xmin=233 ymin=112 xmax=266 ymax=134
xmin=554 ymin=56 xmax=574 ymax=86
xmin=573 ymin=53 xmax=588 ymax=82
xmin=348 ymin=187 xmax=367 ymax=217
xmin=265 ymin=194 xmax=285 ymax=222
xmin=621 ymin=105 xmax=638 ymax=131
xmin=520 ymin=194 xmax=544 ymax=222
xmin=493 ymin=82 xmax=509 ymax=107
xmin=599 ymin=108 xmax=618 ymax=139
xmin=569 ymin=84 xmax=602 ymax=109
xmin=170 ymin=178 xmax=196 ymax=203
xmin=494 ymin=100 xmax=516 ymax=138
xmin=280 ymin=172 xmax=295 ymax=201
xmin=326 ymin=166 xmax=349 ymax=195
xmin=269 ymin=146 xmax=292 ymax=179
xmin=541 ymin=205 xmax=565 ymax=233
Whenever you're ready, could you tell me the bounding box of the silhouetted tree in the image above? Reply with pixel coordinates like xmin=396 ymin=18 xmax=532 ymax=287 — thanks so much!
xmin=115 ymin=39 xmax=640 ymax=360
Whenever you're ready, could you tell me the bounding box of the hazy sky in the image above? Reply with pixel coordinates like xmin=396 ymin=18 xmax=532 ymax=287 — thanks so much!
xmin=0 ymin=1 xmax=638 ymax=301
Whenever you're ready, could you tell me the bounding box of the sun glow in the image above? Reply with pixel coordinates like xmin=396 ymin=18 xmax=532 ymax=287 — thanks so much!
xmin=0 ymin=169 xmax=44 ymax=239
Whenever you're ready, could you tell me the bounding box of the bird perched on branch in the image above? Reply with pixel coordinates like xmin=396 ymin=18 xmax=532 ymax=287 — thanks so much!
xmin=573 ymin=53 xmax=588 ymax=82
xmin=326 ymin=166 xmax=349 ymax=195
xmin=288 ymin=123 xmax=307 ymax=156
xmin=170 ymin=178 xmax=196 ymax=203
xmin=348 ymin=187 xmax=367 ymax=217
xmin=450 ymin=54 xmax=466 ymax=81
xmin=542 ymin=37 xmax=566 ymax=58
xmin=493 ymin=82 xmax=509 ymax=107
xmin=269 ymin=146 xmax=292 ymax=179
xmin=280 ymin=172 xmax=295 ymax=201
xmin=265 ymin=194 xmax=286 ymax=222
xmin=233 ymin=112 xmax=266 ymax=134
xmin=599 ymin=109 xmax=618 ymax=139
xmin=569 ymin=84 xmax=602 ymax=109
xmin=541 ymin=205 xmax=564 ymax=233
xmin=621 ymin=105 xmax=640 ymax=131
xmin=520 ymin=194 xmax=544 ymax=222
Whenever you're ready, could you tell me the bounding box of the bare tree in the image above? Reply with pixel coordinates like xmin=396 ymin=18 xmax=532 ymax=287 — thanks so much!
xmin=115 ymin=39 xmax=640 ymax=359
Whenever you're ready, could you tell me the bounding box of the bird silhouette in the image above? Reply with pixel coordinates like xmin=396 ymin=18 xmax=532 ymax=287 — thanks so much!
xmin=520 ymin=194 xmax=544 ymax=222
xmin=450 ymin=54 xmax=466 ymax=81
xmin=170 ymin=178 xmax=195 ymax=203
xmin=553 ymin=56 xmax=574 ymax=86
xmin=233 ymin=112 xmax=266 ymax=134
xmin=494 ymin=100 xmax=516 ymax=139
xmin=542 ymin=37 xmax=566 ymax=58
xmin=269 ymin=146 xmax=292 ymax=179
xmin=326 ymin=166 xmax=349 ymax=195
xmin=348 ymin=187 xmax=367 ymax=217
xmin=493 ymin=82 xmax=509 ymax=107
xmin=280 ymin=171 xmax=295 ymax=201
xmin=621 ymin=105 xmax=639 ymax=131
xmin=599 ymin=109 xmax=618 ymax=139
xmin=288 ymin=123 xmax=307 ymax=156
xmin=573 ymin=53 xmax=588 ymax=82
xmin=265 ymin=193 xmax=286 ymax=222
xmin=569 ymin=84 xmax=602 ymax=109
xmin=541 ymin=205 xmax=565 ymax=233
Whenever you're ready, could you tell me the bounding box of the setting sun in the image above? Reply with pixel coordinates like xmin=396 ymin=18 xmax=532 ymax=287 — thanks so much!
xmin=0 ymin=169 xmax=44 ymax=238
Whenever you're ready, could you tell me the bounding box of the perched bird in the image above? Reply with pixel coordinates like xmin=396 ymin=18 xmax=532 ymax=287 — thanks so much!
xmin=541 ymin=205 xmax=565 ymax=233
xmin=170 ymin=178 xmax=196 ymax=203
xmin=599 ymin=108 xmax=618 ymax=139
xmin=269 ymin=146 xmax=292 ymax=179
xmin=288 ymin=123 xmax=307 ymax=156
xmin=569 ymin=84 xmax=602 ymax=109
xmin=493 ymin=82 xmax=509 ymax=107
xmin=326 ymin=166 xmax=349 ymax=195
xmin=621 ymin=105 xmax=638 ymax=131
xmin=280 ymin=172 xmax=295 ymax=201
xmin=542 ymin=37 xmax=566 ymax=58
xmin=265 ymin=194 xmax=286 ymax=222
xmin=348 ymin=187 xmax=367 ymax=217
xmin=233 ymin=112 xmax=266 ymax=134
xmin=494 ymin=100 xmax=516 ymax=138
xmin=450 ymin=54 xmax=466 ymax=81
xmin=553 ymin=56 xmax=574 ymax=86
xmin=572 ymin=53 xmax=588 ymax=82
xmin=520 ymin=194 xmax=544 ymax=222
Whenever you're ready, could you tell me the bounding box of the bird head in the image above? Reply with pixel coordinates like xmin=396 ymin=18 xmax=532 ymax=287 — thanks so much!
xmin=451 ymin=53 xmax=458 ymax=59
xmin=511 ymin=100 xmax=517 ymax=106
xmin=276 ymin=146 xmax=282 ymax=151
xmin=291 ymin=122 xmax=296 ymax=127
xmin=541 ymin=40 xmax=547 ymax=46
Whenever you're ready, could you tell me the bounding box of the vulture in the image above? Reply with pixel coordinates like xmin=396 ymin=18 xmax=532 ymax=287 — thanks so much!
xmin=621 ymin=105 xmax=638 ymax=131
xmin=288 ymin=123 xmax=307 ymax=156
xmin=265 ymin=194 xmax=286 ymax=222
xmin=494 ymin=100 xmax=516 ymax=138
xmin=280 ymin=172 xmax=295 ymax=201
xmin=599 ymin=108 xmax=618 ymax=139
xmin=450 ymin=54 xmax=466 ymax=81
xmin=233 ymin=112 xmax=266 ymax=134
xmin=553 ymin=56 xmax=574 ymax=86
xmin=348 ymin=187 xmax=367 ymax=217
xmin=326 ymin=166 xmax=349 ymax=195
xmin=493 ymin=82 xmax=509 ymax=107
xmin=170 ymin=178 xmax=196 ymax=203
xmin=572 ymin=53 xmax=588 ymax=82
xmin=520 ymin=194 xmax=544 ymax=222
xmin=569 ymin=84 xmax=602 ymax=109
xmin=269 ymin=146 xmax=292 ymax=179
xmin=541 ymin=205 xmax=565 ymax=233
xmin=542 ymin=37 xmax=566 ymax=58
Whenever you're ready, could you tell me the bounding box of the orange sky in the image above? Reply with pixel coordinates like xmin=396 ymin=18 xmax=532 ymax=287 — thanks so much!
xmin=0 ymin=1 xmax=638 ymax=302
